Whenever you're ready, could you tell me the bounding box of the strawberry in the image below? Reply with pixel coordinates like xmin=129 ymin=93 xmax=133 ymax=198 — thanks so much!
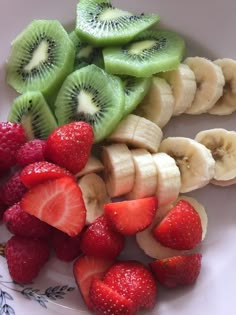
xmin=153 ymin=200 xmax=202 ymax=250
xmin=45 ymin=122 xmax=94 ymax=174
xmin=89 ymin=278 xmax=136 ymax=315
xmin=0 ymin=122 xmax=26 ymax=174
xmin=104 ymin=197 xmax=157 ymax=235
xmin=104 ymin=260 xmax=157 ymax=310
xmin=0 ymin=171 xmax=27 ymax=206
xmin=73 ymin=255 xmax=114 ymax=309
xmin=16 ymin=139 xmax=46 ymax=167
xmin=21 ymin=177 xmax=86 ymax=237
xmin=20 ymin=161 xmax=74 ymax=188
xmin=150 ymin=254 xmax=202 ymax=288
xmin=80 ymin=215 xmax=125 ymax=259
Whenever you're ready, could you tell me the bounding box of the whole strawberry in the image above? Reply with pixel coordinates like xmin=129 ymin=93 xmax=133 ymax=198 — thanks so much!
xmin=17 ymin=139 xmax=46 ymax=167
xmin=3 ymin=203 xmax=52 ymax=239
xmin=45 ymin=122 xmax=94 ymax=174
xmin=5 ymin=235 xmax=50 ymax=283
xmin=1 ymin=171 xmax=27 ymax=206
xmin=0 ymin=122 xmax=26 ymax=174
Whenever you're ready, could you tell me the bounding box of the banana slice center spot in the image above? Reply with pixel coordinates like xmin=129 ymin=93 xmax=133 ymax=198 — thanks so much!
xmin=175 ymin=156 xmax=191 ymax=171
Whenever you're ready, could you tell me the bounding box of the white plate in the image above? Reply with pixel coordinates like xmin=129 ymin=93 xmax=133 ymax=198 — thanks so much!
xmin=0 ymin=0 xmax=236 ymax=314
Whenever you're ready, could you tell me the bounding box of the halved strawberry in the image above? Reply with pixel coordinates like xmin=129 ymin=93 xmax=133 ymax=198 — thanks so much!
xmin=20 ymin=161 xmax=74 ymax=188
xmin=104 ymin=260 xmax=157 ymax=311
xmin=89 ymin=278 xmax=136 ymax=315
xmin=104 ymin=197 xmax=157 ymax=235
xmin=21 ymin=177 xmax=86 ymax=236
xmin=80 ymin=215 xmax=125 ymax=259
xmin=150 ymin=254 xmax=202 ymax=288
xmin=153 ymin=200 xmax=202 ymax=250
xmin=73 ymin=255 xmax=114 ymax=309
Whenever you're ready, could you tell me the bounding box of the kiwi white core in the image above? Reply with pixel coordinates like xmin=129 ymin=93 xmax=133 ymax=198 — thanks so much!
xmin=100 ymin=8 xmax=131 ymax=21
xmin=128 ymin=40 xmax=156 ymax=55
xmin=77 ymin=90 xmax=99 ymax=115
xmin=21 ymin=115 xmax=34 ymax=140
xmin=24 ymin=40 xmax=49 ymax=72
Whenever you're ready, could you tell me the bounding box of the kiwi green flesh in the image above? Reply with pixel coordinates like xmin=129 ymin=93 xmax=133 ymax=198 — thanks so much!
xmin=103 ymin=29 xmax=185 ymax=77
xmin=69 ymin=31 xmax=103 ymax=70
xmin=54 ymin=64 xmax=125 ymax=143
xmin=8 ymin=91 xmax=58 ymax=140
xmin=76 ymin=0 xmax=160 ymax=47
xmin=122 ymin=76 xmax=151 ymax=116
xmin=7 ymin=20 xmax=75 ymax=99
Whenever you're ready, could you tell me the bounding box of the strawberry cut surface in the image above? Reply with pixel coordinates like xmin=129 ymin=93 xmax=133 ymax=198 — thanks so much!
xmin=104 ymin=197 xmax=158 ymax=235
xmin=21 ymin=177 xmax=86 ymax=237
xmin=20 ymin=161 xmax=74 ymax=188
xmin=73 ymin=255 xmax=114 ymax=309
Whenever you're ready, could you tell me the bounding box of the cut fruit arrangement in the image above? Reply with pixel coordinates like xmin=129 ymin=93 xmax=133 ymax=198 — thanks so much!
xmin=0 ymin=0 xmax=236 ymax=314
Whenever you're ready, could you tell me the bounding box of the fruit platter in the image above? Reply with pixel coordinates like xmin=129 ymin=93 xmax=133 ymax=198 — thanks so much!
xmin=0 ymin=0 xmax=236 ymax=315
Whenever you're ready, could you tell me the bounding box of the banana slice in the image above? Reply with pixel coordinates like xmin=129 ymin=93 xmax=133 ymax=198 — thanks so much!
xmin=126 ymin=149 xmax=157 ymax=200
xmin=208 ymin=58 xmax=236 ymax=115
xmin=152 ymin=152 xmax=181 ymax=207
xmin=134 ymin=77 xmax=174 ymax=128
xmin=211 ymin=177 xmax=236 ymax=187
xmin=75 ymin=155 xmax=104 ymax=178
xmin=195 ymin=128 xmax=236 ymax=181
xmin=159 ymin=137 xmax=215 ymax=193
xmin=78 ymin=173 xmax=111 ymax=225
xmin=108 ymin=114 xmax=163 ymax=153
xmin=136 ymin=206 xmax=185 ymax=259
xmin=101 ymin=143 xmax=135 ymax=198
xmin=160 ymin=63 xmax=197 ymax=116
xmin=184 ymin=57 xmax=225 ymax=114
xmin=176 ymin=196 xmax=208 ymax=241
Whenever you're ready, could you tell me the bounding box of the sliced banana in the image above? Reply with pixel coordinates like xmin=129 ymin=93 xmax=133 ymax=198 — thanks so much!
xmin=78 ymin=173 xmax=110 ymax=225
xmin=108 ymin=114 xmax=163 ymax=153
xmin=160 ymin=63 xmax=197 ymax=116
xmin=136 ymin=207 xmax=185 ymax=259
xmin=101 ymin=143 xmax=135 ymax=198
xmin=134 ymin=77 xmax=174 ymax=128
xmin=211 ymin=177 xmax=236 ymax=187
xmin=152 ymin=152 xmax=181 ymax=207
xmin=208 ymin=58 xmax=236 ymax=115
xmin=184 ymin=57 xmax=225 ymax=114
xmin=195 ymin=128 xmax=236 ymax=181
xmin=176 ymin=196 xmax=208 ymax=241
xmin=159 ymin=137 xmax=215 ymax=193
xmin=126 ymin=149 xmax=157 ymax=200
xmin=75 ymin=155 xmax=104 ymax=178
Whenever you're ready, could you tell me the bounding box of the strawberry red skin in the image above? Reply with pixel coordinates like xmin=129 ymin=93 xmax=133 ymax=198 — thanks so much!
xmin=73 ymin=255 xmax=114 ymax=309
xmin=104 ymin=197 xmax=157 ymax=235
xmin=45 ymin=122 xmax=94 ymax=174
xmin=0 ymin=122 xmax=26 ymax=174
xmin=21 ymin=177 xmax=86 ymax=237
xmin=104 ymin=260 xmax=157 ymax=310
xmin=150 ymin=254 xmax=202 ymax=288
xmin=153 ymin=200 xmax=202 ymax=250
xmin=80 ymin=215 xmax=125 ymax=260
xmin=89 ymin=278 xmax=136 ymax=315
xmin=20 ymin=161 xmax=75 ymax=188
xmin=16 ymin=139 xmax=46 ymax=167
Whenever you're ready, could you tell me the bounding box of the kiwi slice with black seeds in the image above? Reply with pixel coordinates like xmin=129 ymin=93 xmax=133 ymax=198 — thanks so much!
xmin=122 ymin=76 xmax=151 ymax=116
xmin=7 ymin=20 xmax=75 ymax=101
xmin=76 ymin=0 xmax=160 ymax=47
xmin=8 ymin=91 xmax=58 ymax=140
xmin=103 ymin=29 xmax=185 ymax=77
xmin=55 ymin=64 xmax=125 ymax=143
xmin=69 ymin=31 xmax=104 ymax=69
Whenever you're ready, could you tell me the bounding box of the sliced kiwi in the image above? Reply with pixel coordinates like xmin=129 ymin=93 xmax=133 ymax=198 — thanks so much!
xmin=6 ymin=20 xmax=75 ymax=101
xmin=69 ymin=31 xmax=104 ymax=69
xmin=75 ymin=0 xmax=160 ymax=47
xmin=8 ymin=91 xmax=58 ymax=140
xmin=122 ymin=76 xmax=151 ymax=116
xmin=103 ymin=29 xmax=185 ymax=77
xmin=54 ymin=64 xmax=124 ymax=143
